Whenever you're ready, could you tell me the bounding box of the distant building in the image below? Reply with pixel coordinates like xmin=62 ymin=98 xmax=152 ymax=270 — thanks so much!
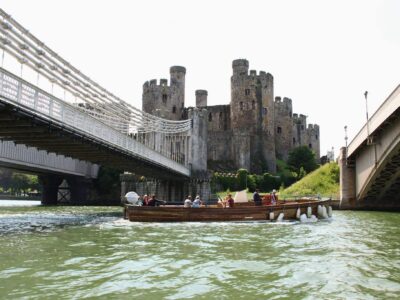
xmin=142 ymin=59 xmax=320 ymax=174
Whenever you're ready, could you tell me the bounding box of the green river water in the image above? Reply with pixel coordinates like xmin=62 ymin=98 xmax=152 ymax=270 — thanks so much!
xmin=0 ymin=201 xmax=399 ymax=299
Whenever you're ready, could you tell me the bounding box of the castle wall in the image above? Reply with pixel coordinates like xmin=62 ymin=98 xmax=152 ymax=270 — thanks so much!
xmin=206 ymin=105 xmax=232 ymax=162
xmin=259 ymin=71 xmax=276 ymax=172
xmin=274 ymin=97 xmax=293 ymax=160
xmin=292 ymin=113 xmax=320 ymax=160
xmin=307 ymin=124 xmax=320 ymax=159
xmin=292 ymin=113 xmax=308 ymax=147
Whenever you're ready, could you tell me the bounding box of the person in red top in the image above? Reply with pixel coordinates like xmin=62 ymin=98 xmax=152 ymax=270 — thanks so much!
xmin=142 ymin=194 xmax=149 ymax=206
xmin=226 ymin=194 xmax=234 ymax=208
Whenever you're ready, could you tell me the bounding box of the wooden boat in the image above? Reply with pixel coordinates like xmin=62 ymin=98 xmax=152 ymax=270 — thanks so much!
xmin=124 ymin=198 xmax=332 ymax=222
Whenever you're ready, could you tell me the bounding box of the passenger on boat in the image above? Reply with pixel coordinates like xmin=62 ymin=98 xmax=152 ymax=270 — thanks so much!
xmin=226 ymin=194 xmax=234 ymax=208
xmin=142 ymin=194 xmax=149 ymax=206
xmin=253 ymin=189 xmax=262 ymax=206
xmin=184 ymin=196 xmax=192 ymax=208
xmin=271 ymin=190 xmax=277 ymax=205
xmin=148 ymin=195 xmax=164 ymax=207
xmin=192 ymin=195 xmax=202 ymax=208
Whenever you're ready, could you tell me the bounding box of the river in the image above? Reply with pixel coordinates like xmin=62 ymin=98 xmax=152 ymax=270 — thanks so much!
xmin=0 ymin=201 xmax=399 ymax=299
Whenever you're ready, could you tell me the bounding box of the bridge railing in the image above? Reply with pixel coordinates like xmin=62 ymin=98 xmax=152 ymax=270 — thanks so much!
xmin=0 ymin=67 xmax=190 ymax=177
xmin=347 ymin=85 xmax=400 ymax=157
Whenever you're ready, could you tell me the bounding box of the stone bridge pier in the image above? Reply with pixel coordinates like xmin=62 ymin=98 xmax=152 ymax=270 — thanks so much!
xmin=40 ymin=175 xmax=92 ymax=205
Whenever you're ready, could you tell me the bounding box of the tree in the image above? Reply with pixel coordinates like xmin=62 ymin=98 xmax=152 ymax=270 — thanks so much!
xmin=93 ymin=166 xmax=122 ymax=194
xmin=287 ymin=146 xmax=318 ymax=178
xmin=236 ymin=169 xmax=248 ymax=190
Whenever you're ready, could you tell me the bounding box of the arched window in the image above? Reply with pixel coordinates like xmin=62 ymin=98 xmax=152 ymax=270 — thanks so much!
xmin=239 ymin=102 xmax=243 ymax=110
xmin=309 ymin=143 xmax=312 ymax=148
xmin=245 ymin=89 xmax=250 ymax=96
xmin=208 ymin=112 xmax=212 ymax=122
xmin=277 ymin=127 xmax=282 ymax=134
xmin=252 ymin=100 xmax=255 ymax=109
xmin=293 ymin=137 xmax=296 ymax=144
xmin=162 ymin=94 xmax=167 ymax=103
xmin=172 ymin=106 xmax=176 ymax=113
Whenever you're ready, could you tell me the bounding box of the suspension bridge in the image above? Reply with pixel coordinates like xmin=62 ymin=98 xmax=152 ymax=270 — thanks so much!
xmin=0 ymin=9 xmax=208 ymax=204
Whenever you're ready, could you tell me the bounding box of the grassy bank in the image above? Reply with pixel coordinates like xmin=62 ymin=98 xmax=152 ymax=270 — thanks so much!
xmin=215 ymin=162 xmax=339 ymax=201
xmin=280 ymin=162 xmax=339 ymax=199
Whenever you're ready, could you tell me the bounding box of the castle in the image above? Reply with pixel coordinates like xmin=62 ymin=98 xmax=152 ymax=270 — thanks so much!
xmin=142 ymin=59 xmax=320 ymax=174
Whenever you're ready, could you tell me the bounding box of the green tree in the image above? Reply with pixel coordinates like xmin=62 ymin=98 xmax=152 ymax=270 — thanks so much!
xmin=0 ymin=168 xmax=13 ymax=192
xmin=11 ymin=173 xmax=30 ymax=195
xmin=287 ymin=146 xmax=318 ymax=178
xmin=236 ymin=169 xmax=248 ymax=190
xmin=94 ymin=166 xmax=122 ymax=194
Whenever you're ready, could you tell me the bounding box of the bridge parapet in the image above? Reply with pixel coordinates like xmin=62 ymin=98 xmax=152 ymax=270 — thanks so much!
xmin=347 ymin=85 xmax=400 ymax=158
xmin=0 ymin=67 xmax=190 ymax=177
xmin=340 ymin=85 xmax=400 ymax=210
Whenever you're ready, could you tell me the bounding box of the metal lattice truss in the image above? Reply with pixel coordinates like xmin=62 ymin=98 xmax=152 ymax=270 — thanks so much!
xmin=0 ymin=9 xmax=191 ymax=135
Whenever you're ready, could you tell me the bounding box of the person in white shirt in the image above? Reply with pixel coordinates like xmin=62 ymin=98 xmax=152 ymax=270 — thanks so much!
xmin=192 ymin=195 xmax=202 ymax=208
xmin=184 ymin=196 xmax=192 ymax=208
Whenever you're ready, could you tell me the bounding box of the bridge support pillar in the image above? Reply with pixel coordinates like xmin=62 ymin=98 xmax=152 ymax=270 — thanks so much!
xmin=40 ymin=175 xmax=63 ymax=205
xmin=339 ymin=147 xmax=357 ymax=209
xmin=67 ymin=177 xmax=91 ymax=204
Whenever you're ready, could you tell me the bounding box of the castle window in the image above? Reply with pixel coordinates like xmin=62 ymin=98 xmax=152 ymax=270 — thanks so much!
xmin=240 ymin=102 xmax=243 ymax=110
xmin=162 ymin=94 xmax=168 ymax=103
xmin=172 ymin=106 xmax=176 ymax=114
xmin=277 ymin=127 xmax=282 ymax=134
xmin=309 ymin=143 xmax=312 ymax=148
xmin=208 ymin=112 xmax=212 ymax=122
xmin=262 ymin=107 xmax=268 ymax=116
xmin=316 ymin=135 xmax=318 ymax=140
xmin=245 ymin=89 xmax=250 ymax=96
xmin=301 ymin=125 xmax=304 ymax=130
xmin=293 ymin=137 xmax=296 ymax=144
xmin=252 ymin=100 xmax=255 ymax=109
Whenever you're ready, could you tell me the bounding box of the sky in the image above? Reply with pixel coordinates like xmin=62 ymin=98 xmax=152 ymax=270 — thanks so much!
xmin=1 ymin=0 xmax=399 ymax=158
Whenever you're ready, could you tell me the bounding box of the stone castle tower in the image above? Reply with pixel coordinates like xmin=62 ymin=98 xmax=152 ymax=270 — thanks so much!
xmin=230 ymin=59 xmax=276 ymax=172
xmin=142 ymin=59 xmax=320 ymax=174
xmin=142 ymin=66 xmax=186 ymax=120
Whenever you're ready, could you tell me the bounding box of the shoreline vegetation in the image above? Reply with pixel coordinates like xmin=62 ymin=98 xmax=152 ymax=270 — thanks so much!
xmin=216 ymin=162 xmax=340 ymax=201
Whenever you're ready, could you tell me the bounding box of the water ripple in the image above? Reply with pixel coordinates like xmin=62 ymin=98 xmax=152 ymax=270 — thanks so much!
xmin=0 ymin=209 xmax=400 ymax=299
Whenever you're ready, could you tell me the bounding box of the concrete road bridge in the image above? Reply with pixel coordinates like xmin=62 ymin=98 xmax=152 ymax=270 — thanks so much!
xmin=0 ymin=9 xmax=208 ymax=204
xmin=340 ymin=85 xmax=400 ymax=210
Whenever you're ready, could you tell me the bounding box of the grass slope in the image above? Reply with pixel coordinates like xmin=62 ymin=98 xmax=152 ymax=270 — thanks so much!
xmin=281 ymin=163 xmax=339 ymax=198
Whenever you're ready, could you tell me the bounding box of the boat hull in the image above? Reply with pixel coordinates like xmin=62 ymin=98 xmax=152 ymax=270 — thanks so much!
xmin=125 ymin=199 xmax=331 ymax=222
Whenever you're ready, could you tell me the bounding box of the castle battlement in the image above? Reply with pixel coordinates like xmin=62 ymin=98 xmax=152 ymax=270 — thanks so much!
xmin=307 ymin=124 xmax=320 ymax=131
xmin=142 ymin=66 xmax=186 ymax=121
